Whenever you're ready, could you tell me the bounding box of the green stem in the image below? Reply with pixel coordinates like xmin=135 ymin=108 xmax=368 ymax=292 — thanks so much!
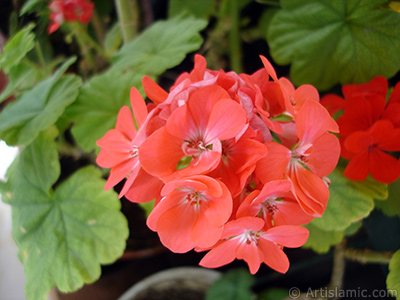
xmin=114 ymin=0 xmax=139 ymax=43
xmin=72 ymin=22 xmax=110 ymax=61
xmin=35 ymin=41 xmax=48 ymax=75
xmin=228 ymin=0 xmax=243 ymax=73
xmin=344 ymin=248 xmax=393 ymax=264
xmin=69 ymin=23 xmax=96 ymax=73
xmin=327 ymin=241 xmax=346 ymax=300
xmin=91 ymin=10 xmax=105 ymax=45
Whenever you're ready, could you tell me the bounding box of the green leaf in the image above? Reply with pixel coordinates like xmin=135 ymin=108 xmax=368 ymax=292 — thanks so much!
xmin=169 ymin=0 xmax=215 ymax=19
xmin=311 ymin=169 xmax=375 ymax=231
xmin=67 ymin=70 xmax=143 ymax=153
xmin=8 ymin=132 xmax=128 ymax=300
xmin=303 ymin=223 xmax=344 ymax=254
xmin=344 ymin=221 xmax=363 ymax=237
xmin=206 ymin=268 xmax=255 ymax=300
xmin=0 ymin=62 xmax=39 ymax=103
xmin=387 ymin=249 xmax=400 ymax=299
xmin=19 ymin=127 xmax=60 ymax=192
xmin=375 ymin=179 xmax=400 ymax=217
xmin=267 ymin=0 xmax=400 ymax=90
xmin=20 ymin=0 xmax=41 ymax=15
xmin=0 ymin=57 xmax=79 ymax=146
xmin=103 ymin=22 xmax=122 ymax=56
xmin=111 ymin=15 xmax=207 ymax=75
xmin=0 ymin=23 xmax=35 ymax=73
xmin=351 ymin=176 xmax=388 ymax=200
xmin=0 ymin=73 xmax=81 ymax=146
xmin=138 ymin=199 xmax=155 ymax=218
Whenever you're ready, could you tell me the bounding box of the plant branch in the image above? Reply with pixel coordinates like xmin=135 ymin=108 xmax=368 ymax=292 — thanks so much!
xmin=114 ymin=0 xmax=139 ymax=43
xmin=327 ymin=241 xmax=346 ymax=300
xmin=282 ymin=241 xmax=347 ymax=300
xmin=344 ymin=248 xmax=393 ymax=264
xmin=91 ymin=10 xmax=105 ymax=45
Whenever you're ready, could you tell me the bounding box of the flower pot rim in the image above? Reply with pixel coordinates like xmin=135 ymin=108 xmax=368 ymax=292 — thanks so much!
xmin=117 ymin=266 xmax=221 ymax=300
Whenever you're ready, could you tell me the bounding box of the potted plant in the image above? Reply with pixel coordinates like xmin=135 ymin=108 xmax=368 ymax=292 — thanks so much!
xmin=0 ymin=1 xmax=399 ymax=300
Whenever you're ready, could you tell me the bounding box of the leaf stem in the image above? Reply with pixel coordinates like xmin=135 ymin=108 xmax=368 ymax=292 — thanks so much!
xmin=114 ymin=0 xmax=139 ymax=43
xmin=35 ymin=41 xmax=50 ymax=77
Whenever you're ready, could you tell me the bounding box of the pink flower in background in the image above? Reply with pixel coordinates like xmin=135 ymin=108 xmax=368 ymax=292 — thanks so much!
xmin=48 ymin=0 xmax=94 ymax=33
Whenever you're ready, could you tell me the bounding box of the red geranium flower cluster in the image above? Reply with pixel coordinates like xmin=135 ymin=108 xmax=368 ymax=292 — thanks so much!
xmin=48 ymin=0 xmax=94 ymax=34
xmin=97 ymin=55 xmax=340 ymax=274
xmin=321 ymin=76 xmax=400 ymax=184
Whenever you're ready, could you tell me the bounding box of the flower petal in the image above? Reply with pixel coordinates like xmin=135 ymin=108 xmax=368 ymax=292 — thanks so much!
xmin=199 ymin=239 xmax=238 ymax=269
xmin=142 ymin=76 xmax=168 ymax=104
xmin=258 ymin=239 xmax=289 ymax=273
xmin=255 ymin=142 xmax=291 ymax=183
xmin=139 ymin=127 xmax=185 ymax=178
xmin=263 ymin=225 xmax=309 ymax=248
xmin=205 ymin=99 xmax=247 ymax=142
xmin=307 ymin=132 xmax=340 ymax=177
xmin=116 ymin=106 xmax=137 ymax=141
xmin=125 ymin=169 xmax=164 ymax=203
xmin=155 ymin=202 xmax=197 ymax=253
xmin=369 ymin=148 xmax=400 ymax=184
xmin=130 ymin=87 xmax=148 ymax=128
xmin=296 ymin=100 xmax=339 ymax=144
xmin=343 ymin=151 xmax=370 ymax=181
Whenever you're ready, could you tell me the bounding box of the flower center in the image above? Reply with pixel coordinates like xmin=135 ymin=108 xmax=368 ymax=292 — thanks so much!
xmin=243 ymin=230 xmax=260 ymax=246
xmin=184 ymin=192 xmax=205 ymax=210
xmin=261 ymin=200 xmax=279 ymax=215
xmin=130 ymin=146 xmax=139 ymax=157
xmin=182 ymin=139 xmax=209 ymax=157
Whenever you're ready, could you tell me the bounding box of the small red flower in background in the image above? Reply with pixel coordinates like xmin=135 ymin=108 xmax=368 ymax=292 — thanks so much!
xmin=321 ymin=76 xmax=400 ymax=183
xmin=48 ymin=0 xmax=94 ymax=34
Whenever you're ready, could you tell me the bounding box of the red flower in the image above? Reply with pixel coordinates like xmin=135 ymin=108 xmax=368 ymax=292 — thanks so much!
xmin=236 ymin=180 xmax=313 ymax=228
xmin=96 ymin=55 xmax=341 ymax=274
xmin=343 ymin=120 xmax=400 ymax=183
xmin=322 ymin=76 xmax=400 ymax=183
xmin=96 ymin=88 xmax=149 ymax=198
xmin=139 ymin=85 xmax=247 ymax=180
xmin=199 ymin=217 xmax=309 ymax=274
xmin=48 ymin=0 xmax=94 ymax=33
xmin=147 ymin=175 xmax=232 ymax=253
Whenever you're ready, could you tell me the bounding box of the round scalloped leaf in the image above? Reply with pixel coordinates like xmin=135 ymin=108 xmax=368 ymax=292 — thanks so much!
xmin=7 ymin=131 xmax=128 ymax=300
xmin=302 ymin=223 xmax=344 ymax=254
xmin=311 ymin=169 xmax=375 ymax=231
xmin=375 ymin=179 xmax=400 ymax=217
xmin=111 ymin=15 xmax=207 ymax=76
xmin=267 ymin=0 xmax=400 ymax=90
xmin=67 ymin=70 xmax=143 ymax=152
